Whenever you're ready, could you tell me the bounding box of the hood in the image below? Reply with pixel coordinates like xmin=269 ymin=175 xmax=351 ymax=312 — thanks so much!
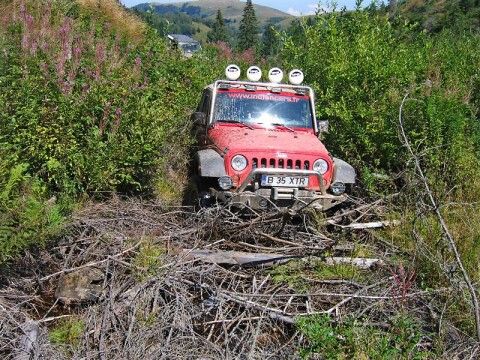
xmin=208 ymin=124 xmax=329 ymax=157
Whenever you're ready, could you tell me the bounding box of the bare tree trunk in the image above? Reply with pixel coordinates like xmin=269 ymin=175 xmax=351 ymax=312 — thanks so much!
xmin=398 ymin=91 xmax=480 ymax=342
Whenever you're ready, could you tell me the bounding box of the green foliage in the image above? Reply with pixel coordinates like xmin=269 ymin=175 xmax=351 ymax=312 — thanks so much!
xmin=261 ymin=24 xmax=281 ymax=59
xmin=0 ymin=163 xmax=64 ymax=262
xmin=136 ymin=9 xmax=198 ymax=37
xmin=238 ymin=0 xmax=259 ymax=52
xmin=270 ymin=259 xmax=366 ymax=292
xmin=132 ymin=241 xmax=165 ymax=280
xmin=208 ymin=10 xmax=229 ymax=43
xmin=393 ymin=0 xmax=480 ymax=33
xmin=297 ymin=314 xmax=432 ymax=359
xmin=0 ymin=0 xmax=225 ymax=262
xmin=0 ymin=0 xmax=223 ymax=196
xmin=281 ymin=11 xmax=480 ymax=196
xmin=49 ymin=317 xmax=85 ymax=346
xmin=270 ymin=260 xmax=309 ymax=291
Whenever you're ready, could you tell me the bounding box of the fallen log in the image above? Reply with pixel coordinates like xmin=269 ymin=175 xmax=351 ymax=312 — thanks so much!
xmin=181 ymin=249 xmax=301 ymax=267
xmin=325 ymin=257 xmax=384 ymax=269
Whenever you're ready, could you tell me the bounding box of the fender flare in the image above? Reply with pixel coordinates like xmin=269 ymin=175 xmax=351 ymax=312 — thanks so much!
xmin=332 ymin=157 xmax=356 ymax=184
xmin=195 ymin=149 xmax=226 ymax=177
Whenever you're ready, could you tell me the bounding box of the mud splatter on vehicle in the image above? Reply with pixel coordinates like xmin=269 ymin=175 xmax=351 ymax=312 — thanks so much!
xmin=190 ymin=65 xmax=356 ymax=210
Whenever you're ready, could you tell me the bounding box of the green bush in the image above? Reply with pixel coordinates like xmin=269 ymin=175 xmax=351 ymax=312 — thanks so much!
xmin=0 ymin=0 xmax=226 ymax=261
xmin=0 ymin=163 xmax=64 ymax=261
xmin=281 ymin=11 xmax=480 ymax=196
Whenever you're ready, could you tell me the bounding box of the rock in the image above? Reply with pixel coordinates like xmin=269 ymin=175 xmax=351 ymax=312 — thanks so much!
xmin=55 ymin=267 xmax=104 ymax=304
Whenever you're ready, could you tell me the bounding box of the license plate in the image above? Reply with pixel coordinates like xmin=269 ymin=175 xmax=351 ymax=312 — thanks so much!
xmin=261 ymin=175 xmax=309 ymax=187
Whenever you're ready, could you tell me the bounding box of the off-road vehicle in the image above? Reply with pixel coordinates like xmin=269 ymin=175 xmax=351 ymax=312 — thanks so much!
xmin=189 ymin=65 xmax=356 ymax=211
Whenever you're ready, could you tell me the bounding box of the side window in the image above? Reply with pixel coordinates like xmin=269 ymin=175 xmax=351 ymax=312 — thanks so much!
xmin=202 ymin=91 xmax=212 ymax=116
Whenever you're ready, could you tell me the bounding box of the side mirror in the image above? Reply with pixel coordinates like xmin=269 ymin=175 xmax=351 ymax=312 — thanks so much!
xmin=191 ymin=112 xmax=207 ymax=126
xmin=317 ymin=119 xmax=329 ymax=133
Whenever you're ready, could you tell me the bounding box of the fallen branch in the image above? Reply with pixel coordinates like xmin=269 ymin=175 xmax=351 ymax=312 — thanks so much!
xmin=325 ymin=256 xmax=385 ymax=269
xmin=181 ymin=249 xmax=301 ymax=267
xmin=327 ymin=220 xmax=400 ymax=229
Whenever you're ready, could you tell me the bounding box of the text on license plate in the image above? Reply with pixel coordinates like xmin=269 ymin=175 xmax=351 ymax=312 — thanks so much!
xmin=261 ymin=175 xmax=309 ymax=187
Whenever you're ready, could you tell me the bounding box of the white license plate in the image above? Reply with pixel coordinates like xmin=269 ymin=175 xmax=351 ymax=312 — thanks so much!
xmin=261 ymin=175 xmax=309 ymax=187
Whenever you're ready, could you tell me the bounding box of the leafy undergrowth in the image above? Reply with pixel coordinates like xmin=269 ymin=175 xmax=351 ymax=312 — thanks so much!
xmin=0 ymin=0 xmax=226 ymax=260
xmin=297 ymin=314 xmax=432 ymax=359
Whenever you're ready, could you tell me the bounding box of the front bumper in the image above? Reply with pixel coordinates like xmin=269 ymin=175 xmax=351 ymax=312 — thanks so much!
xmin=213 ymin=168 xmax=347 ymax=211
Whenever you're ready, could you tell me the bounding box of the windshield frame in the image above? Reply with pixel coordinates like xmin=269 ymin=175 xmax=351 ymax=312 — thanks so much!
xmin=209 ymin=80 xmax=318 ymax=133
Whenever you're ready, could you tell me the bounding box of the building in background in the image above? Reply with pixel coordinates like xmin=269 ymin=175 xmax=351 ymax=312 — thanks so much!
xmin=167 ymin=34 xmax=201 ymax=57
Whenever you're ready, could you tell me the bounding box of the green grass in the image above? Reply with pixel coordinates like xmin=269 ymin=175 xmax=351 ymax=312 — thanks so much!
xmin=270 ymin=259 xmax=366 ymax=292
xmin=49 ymin=317 xmax=85 ymax=347
xmin=296 ymin=314 xmax=433 ymax=359
xmin=132 ymin=241 xmax=166 ymax=280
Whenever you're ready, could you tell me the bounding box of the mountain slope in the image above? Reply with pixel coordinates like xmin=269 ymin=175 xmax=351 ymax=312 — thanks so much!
xmin=134 ymin=0 xmax=293 ymax=28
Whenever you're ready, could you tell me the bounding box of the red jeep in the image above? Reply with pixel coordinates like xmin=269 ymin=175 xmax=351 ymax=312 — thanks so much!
xmin=190 ymin=66 xmax=355 ymax=211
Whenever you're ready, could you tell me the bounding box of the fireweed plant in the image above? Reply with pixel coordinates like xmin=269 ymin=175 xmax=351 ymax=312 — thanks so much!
xmin=0 ymin=0 xmax=224 ymax=260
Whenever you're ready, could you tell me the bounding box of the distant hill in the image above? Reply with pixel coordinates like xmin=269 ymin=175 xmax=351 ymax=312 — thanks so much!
xmin=133 ymin=0 xmax=293 ymax=29
xmin=394 ymin=0 xmax=480 ymax=32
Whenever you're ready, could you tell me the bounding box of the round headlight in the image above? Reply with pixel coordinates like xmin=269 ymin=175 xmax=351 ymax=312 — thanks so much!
xmin=313 ymin=159 xmax=329 ymax=174
xmin=231 ymin=155 xmax=248 ymax=171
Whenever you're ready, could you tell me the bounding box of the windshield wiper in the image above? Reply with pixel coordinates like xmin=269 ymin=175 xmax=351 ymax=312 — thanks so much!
xmin=220 ymin=120 xmax=254 ymax=130
xmin=272 ymin=123 xmax=296 ymax=133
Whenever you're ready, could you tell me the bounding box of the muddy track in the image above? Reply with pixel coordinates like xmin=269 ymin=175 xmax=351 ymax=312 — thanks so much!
xmin=0 ymin=197 xmax=471 ymax=359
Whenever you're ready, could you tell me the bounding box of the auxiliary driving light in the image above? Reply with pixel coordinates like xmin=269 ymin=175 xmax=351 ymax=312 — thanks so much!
xmin=289 ymin=69 xmax=304 ymax=85
xmin=225 ymin=64 xmax=241 ymax=81
xmin=259 ymin=198 xmax=269 ymax=208
xmin=246 ymin=66 xmax=262 ymax=82
xmin=218 ymin=176 xmax=233 ymax=190
xmin=330 ymin=182 xmax=346 ymax=196
xmin=268 ymin=68 xmax=284 ymax=83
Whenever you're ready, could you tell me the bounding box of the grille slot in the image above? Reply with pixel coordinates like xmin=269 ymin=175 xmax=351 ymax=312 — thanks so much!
xmin=250 ymin=158 xmax=311 ymax=171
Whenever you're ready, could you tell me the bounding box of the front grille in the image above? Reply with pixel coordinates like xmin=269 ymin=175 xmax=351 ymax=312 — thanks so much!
xmin=252 ymin=157 xmax=310 ymax=170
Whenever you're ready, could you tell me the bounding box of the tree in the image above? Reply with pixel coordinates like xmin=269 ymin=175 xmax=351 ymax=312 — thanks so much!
xmin=261 ymin=24 xmax=280 ymax=58
xmin=237 ymin=0 xmax=259 ymax=52
xmin=208 ymin=9 xmax=228 ymax=43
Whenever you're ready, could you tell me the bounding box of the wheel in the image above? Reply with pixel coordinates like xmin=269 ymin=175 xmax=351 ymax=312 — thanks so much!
xmin=183 ymin=176 xmax=214 ymax=209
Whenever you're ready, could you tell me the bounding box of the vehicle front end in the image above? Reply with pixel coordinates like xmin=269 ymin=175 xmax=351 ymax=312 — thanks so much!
xmin=191 ymin=66 xmax=356 ymax=211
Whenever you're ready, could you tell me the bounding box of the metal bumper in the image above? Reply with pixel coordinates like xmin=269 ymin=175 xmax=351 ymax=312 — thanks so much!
xmin=237 ymin=168 xmax=327 ymax=193
xmin=214 ymin=168 xmax=346 ymax=211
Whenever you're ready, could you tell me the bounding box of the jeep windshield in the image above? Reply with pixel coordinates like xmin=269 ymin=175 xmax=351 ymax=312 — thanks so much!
xmin=212 ymin=90 xmax=314 ymax=129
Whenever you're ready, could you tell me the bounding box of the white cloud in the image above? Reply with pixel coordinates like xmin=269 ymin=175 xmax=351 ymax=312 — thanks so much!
xmin=307 ymin=3 xmax=319 ymax=14
xmin=286 ymin=7 xmax=302 ymax=16
xmin=287 ymin=3 xmax=332 ymax=17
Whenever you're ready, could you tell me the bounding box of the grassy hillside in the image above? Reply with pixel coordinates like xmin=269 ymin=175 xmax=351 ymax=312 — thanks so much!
xmin=394 ymin=0 xmax=480 ymax=31
xmin=0 ymin=0 xmax=226 ymax=260
xmin=134 ymin=0 xmax=293 ymax=28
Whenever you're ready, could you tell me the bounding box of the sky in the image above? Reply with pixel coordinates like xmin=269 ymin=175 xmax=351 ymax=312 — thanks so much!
xmin=120 ymin=0 xmax=362 ymax=16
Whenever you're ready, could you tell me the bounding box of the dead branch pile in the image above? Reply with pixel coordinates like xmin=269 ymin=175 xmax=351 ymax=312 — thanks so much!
xmin=0 ymin=198 xmax=474 ymax=359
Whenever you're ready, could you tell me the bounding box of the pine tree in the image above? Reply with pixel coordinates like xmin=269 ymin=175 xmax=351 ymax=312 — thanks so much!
xmin=261 ymin=24 xmax=279 ymax=58
xmin=237 ymin=0 xmax=259 ymax=52
xmin=208 ymin=9 xmax=228 ymax=43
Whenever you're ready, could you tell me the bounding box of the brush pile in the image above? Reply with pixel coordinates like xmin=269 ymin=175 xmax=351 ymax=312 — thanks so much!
xmin=0 ymin=198 xmax=473 ymax=359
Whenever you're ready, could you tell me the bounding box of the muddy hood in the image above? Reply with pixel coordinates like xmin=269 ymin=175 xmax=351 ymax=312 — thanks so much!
xmin=209 ymin=125 xmax=329 ymax=157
